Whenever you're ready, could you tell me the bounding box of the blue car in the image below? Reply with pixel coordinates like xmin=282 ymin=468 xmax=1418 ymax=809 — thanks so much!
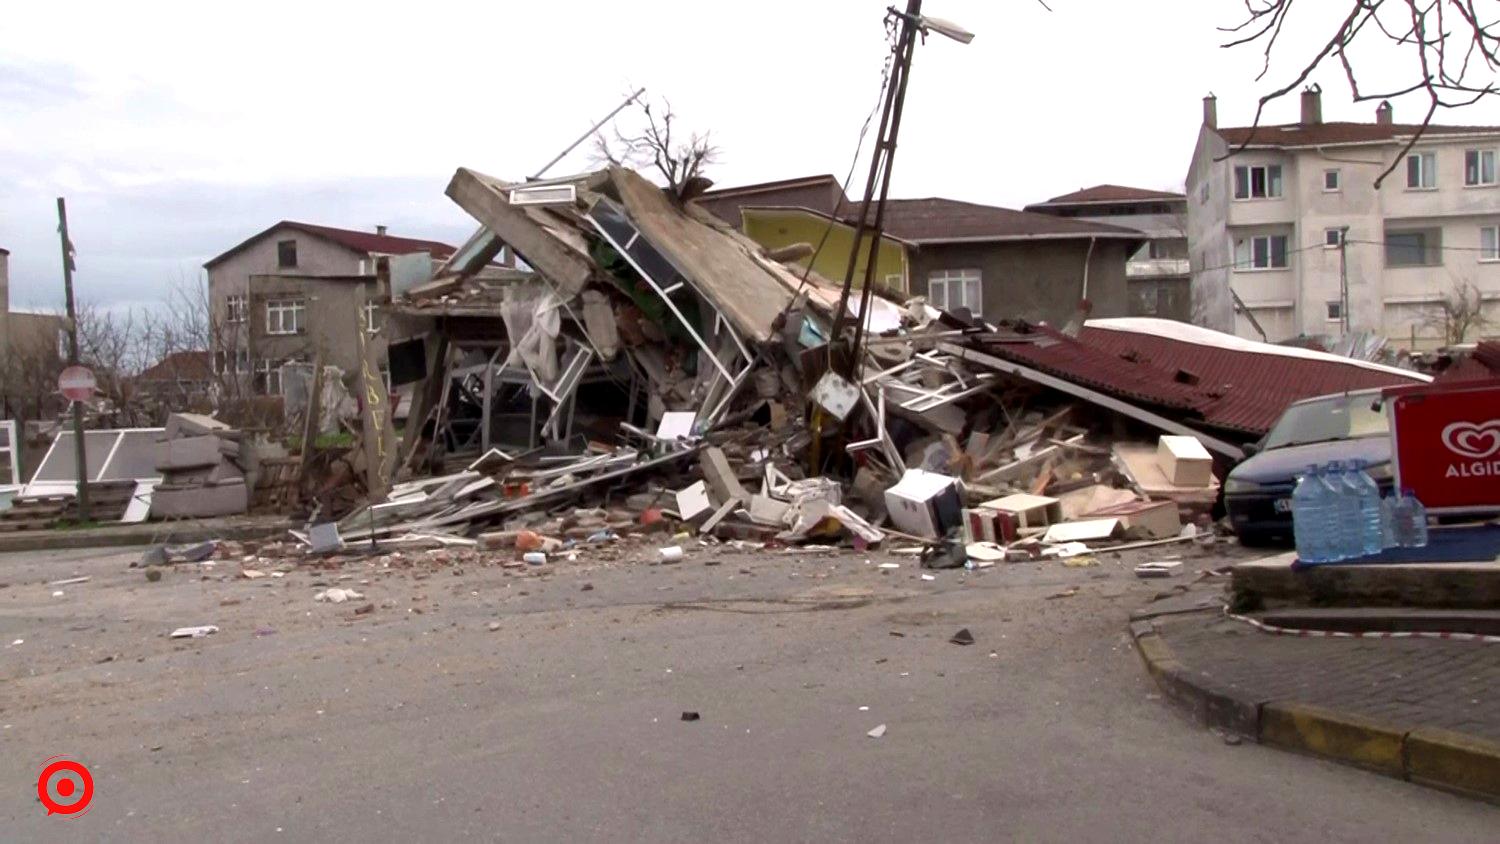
xmin=1223 ymin=389 xmax=1394 ymax=546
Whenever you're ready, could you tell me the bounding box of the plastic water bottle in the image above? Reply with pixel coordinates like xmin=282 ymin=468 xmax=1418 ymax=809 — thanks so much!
xmin=1346 ymin=460 xmax=1384 ymax=557
xmin=1379 ymin=494 xmax=1398 ymax=549
xmin=1321 ymin=461 xmax=1355 ymax=560
xmin=1292 ymin=465 xmax=1331 ymax=563
xmin=1392 ymin=489 xmax=1430 ymax=548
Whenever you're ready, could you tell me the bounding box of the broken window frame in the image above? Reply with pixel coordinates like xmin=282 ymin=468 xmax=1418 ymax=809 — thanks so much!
xmin=583 ymin=197 xmax=755 ymax=427
xmin=0 ymin=419 xmax=18 ymax=486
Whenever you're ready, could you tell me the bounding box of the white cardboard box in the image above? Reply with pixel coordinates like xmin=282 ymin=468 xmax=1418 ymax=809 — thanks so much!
xmin=1156 ymin=435 xmax=1213 ymax=487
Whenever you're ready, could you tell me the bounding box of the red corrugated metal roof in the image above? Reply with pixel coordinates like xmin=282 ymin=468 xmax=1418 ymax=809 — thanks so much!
xmin=963 ymin=321 xmax=1427 ymax=437
xmin=1076 ymin=323 xmax=1425 ymax=434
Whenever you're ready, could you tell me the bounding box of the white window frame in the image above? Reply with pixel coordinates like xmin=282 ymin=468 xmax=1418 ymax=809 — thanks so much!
xmin=1323 ymin=169 xmax=1341 ymax=192
xmin=363 ymin=299 xmax=380 ymax=334
xmin=1234 ymin=234 xmax=1290 ymax=271
xmin=1325 ymin=301 xmax=1343 ymax=322
xmin=1233 ymin=164 xmax=1283 ymax=200
xmin=0 ymin=419 xmax=19 ymax=485
xmin=1324 ymin=228 xmax=1344 ymax=249
xmin=1465 ymin=149 xmax=1498 ymax=187
xmin=1406 ymin=152 xmax=1437 ymax=190
xmin=265 ymin=299 xmax=305 ymax=335
xmin=1481 ymin=225 xmax=1500 ymax=262
xmin=226 ymin=294 xmax=248 ymax=324
xmin=927 ymin=269 xmax=982 ymax=314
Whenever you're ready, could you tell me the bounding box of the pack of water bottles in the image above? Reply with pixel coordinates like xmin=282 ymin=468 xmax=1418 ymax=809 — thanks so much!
xmin=1291 ymin=460 xmax=1429 ymax=563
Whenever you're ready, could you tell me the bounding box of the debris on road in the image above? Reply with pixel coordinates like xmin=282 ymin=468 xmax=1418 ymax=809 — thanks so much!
xmin=867 ymin=724 xmax=887 ymax=738
xmin=949 ymin=628 xmax=975 ymax=646
xmin=168 ymin=625 xmax=218 ymax=639
xmin=681 ymin=711 xmax=701 ymax=722
xmin=1134 ymin=560 xmax=1184 ymax=578
xmin=314 ymin=588 xmax=363 ymax=604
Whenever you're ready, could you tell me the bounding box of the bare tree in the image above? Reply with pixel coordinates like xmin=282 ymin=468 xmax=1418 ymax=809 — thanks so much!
xmin=1223 ymin=1 xmax=1500 ymax=185
xmin=592 ymin=95 xmax=720 ymax=199
xmin=1422 ymin=279 xmax=1493 ymax=345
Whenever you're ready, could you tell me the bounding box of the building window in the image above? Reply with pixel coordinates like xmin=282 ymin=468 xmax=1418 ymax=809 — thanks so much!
xmin=255 ymin=359 xmax=283 ymax=395
xmin=1406 ymin=152 xmax=1437 ymax=189
xmin=1466 ymin=149 xmax=1497 ymax=186
xmin=1385 ymin=228 xmax=1443 ymax=267
xmin=1233 ymin=164 xmax=1283 ymax=199
xmin=277 ymin=239 xmax=298 ymax=268
xmin=1234 ymin=235 xmax=1289 ymax=270
xmin=226 ymin=294 xmax=247 ymax=323
xmin=265 ymin=298 xmax=305 ymax=335
xmin=1324 ymin=228 xmax=1344 ymax=248
xmin=1323 ymin=169 xmax=1341 ymax=192
xmin=1326 ymin=301 xmax=1343 ymax=322
xmin=1481 ymin=226 xmax=1500 ymax=262
xmin=364 ymin=299 xmax=380 ymax=334
xmin=927 ymin=269 xmax=982 ymax=313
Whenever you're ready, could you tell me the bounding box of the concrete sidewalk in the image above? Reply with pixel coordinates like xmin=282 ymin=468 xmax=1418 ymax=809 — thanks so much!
xmin=1132 ymin=587 xmax=1500 ymax=802
xmin=0 ymin=514 xmax=294 ymax=554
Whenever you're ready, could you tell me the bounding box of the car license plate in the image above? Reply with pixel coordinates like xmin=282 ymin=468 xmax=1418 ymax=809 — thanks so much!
xmin=1274 ymin=498 xmax=1293 ymax=513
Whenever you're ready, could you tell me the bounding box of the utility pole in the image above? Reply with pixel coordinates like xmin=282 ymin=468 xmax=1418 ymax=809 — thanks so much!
xmin=829 ymin=2 xmax=971 ymax=380
xmin=57 ymin=197 xmax=90 ymax=521
xmin=831 ymin=0 xmax=923 ymax=378
xmin=1338 ymin=225 xmax=1351 ymax=335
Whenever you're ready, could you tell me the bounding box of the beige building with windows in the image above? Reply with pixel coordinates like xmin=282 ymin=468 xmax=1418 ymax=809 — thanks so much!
xmin=204 ymin=222 xmax=454 ymax=393
xmin=1186 ymin=87 xmax=1500 ymax=348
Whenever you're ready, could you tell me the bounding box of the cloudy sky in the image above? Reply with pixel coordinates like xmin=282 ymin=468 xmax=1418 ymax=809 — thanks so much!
xmin=4 ymin=0 xmax=1497 ymax=311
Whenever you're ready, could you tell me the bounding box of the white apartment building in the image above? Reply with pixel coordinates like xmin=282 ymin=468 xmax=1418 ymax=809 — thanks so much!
xmin=1186 ymin=87 xmax=1500 ymax=349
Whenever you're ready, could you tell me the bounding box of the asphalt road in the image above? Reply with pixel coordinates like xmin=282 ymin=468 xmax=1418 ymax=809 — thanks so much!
xmin=2 ymin=540 xmax=1497 ymax=842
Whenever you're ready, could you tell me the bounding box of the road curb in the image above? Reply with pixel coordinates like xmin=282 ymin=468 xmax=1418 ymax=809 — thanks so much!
xmin=0 ymin=519 xmax=294 ymax=553
xmin=1130 ymin=620 xmax=1500 ymax=803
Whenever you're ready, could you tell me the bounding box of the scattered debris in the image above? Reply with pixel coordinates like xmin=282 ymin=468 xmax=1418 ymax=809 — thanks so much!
xmin=487 ymin=621 xmax=501 ymax=632
xmin=1134 ymin=561 xmax=1184 ymax=578
xmin=169 ymin=626 xmax=218 ymax=639
xmin=949 ymin=628 xmax=975 ymax=646
xmin=46 ymin=576 xmax=91 ymax=587
xmin=867 ymin=724 xmax=887 ymax=738
xmin=681 ymin=711 xmax=701 ymax=722
xmin=314 ymin=588 xmax=364 ymax=604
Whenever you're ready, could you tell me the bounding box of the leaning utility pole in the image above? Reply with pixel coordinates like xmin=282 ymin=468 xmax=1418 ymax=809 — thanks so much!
xmin=57 ymin=197 xmax=90 ymax=521
xmin=1338 ymin=225 xmax=1351 ymax=334
xmin=829 ymin=1 xmax=971 ymax=380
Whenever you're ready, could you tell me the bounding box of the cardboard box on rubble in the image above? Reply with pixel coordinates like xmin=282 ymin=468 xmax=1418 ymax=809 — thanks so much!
xmin=155 ymin=435 xmax=241 ymax=472
xmin=149 ymin=479 xmax=248 ymax=519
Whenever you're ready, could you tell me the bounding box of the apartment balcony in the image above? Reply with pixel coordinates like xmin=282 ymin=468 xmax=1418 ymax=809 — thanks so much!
xmin=1127 ymin=258 xmax=1191 ymax=279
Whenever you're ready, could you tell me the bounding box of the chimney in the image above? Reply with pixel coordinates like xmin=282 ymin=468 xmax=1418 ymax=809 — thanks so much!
xmin=0 ymin=248 xmax=9 ymax=355
xmin=1376 ymin=100 xmax=1393 ymax=126
xmin=1202 ymin=93 xmax=1218 ymax=130
xmin=375 ymin=225 xmax=388 ymax=237
xmin=1300 ymin=84 xmax=1323 ymax=125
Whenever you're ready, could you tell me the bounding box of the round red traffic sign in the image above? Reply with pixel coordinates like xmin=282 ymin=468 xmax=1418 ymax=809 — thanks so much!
xmin=57 ymin=365 xmax=96 ymax=403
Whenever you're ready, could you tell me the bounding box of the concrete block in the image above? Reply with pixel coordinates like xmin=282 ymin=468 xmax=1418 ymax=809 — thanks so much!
xmin=163 ymin=413 xmax=235 ymax=440
xmin=156 ymin=435 xmax=241 ymax=471
xmin=159 ymin=461 xmax=244 ymax=487
xmin=149 ymin=480 xmax=248 ymax=519
xmin=699 ymin=447 xmax=748 ymax=506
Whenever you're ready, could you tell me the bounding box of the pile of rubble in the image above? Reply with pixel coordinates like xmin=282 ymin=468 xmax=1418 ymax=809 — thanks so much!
xmin=151 ymin=413 xmax=249 ymax=519
xmin=280 ymin=164 xmax=1428 ymax=568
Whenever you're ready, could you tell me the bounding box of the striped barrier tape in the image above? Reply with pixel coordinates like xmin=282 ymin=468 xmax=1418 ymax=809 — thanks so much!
xmin=1222 ymin=607 xmax=1500 ymax=643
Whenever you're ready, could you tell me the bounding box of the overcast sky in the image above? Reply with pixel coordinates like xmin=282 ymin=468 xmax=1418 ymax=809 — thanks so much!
xmin=5 ymin=0 xmax=1499 ymax=311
